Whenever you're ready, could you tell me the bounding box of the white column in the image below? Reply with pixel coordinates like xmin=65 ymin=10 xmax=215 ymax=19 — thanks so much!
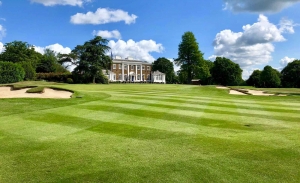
xmin=135 ymin=65 xmax=137 ymax=82
xmin=122 ymin=63 xmax=124 ymax=81
xmin=140 ymin=65 xmax=142 ymax=81
xmin=127 ymin=64 xmax=129 ymax=81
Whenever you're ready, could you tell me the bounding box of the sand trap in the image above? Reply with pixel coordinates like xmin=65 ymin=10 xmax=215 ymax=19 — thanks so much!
xmin=0 ymin=87 xmax=72 ymax=99
xmin=229 ymin=90 xmax=247 ymax=95
xmin=216 ymin=86 xmax=229 ymax=89
xmin=246 ymin=90 xmax=274 ymax=96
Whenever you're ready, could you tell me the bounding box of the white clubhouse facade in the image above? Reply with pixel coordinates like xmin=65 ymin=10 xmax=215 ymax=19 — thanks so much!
xmin=104 ymin=56 xmax=166 ymax=83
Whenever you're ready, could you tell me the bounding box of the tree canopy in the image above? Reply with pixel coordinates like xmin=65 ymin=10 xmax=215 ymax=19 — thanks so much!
xmin=247 ymin=70 xmax=262 ymax=87
xmin=175 ymin=32 xmax=209 ymax=84
xmin=281 ymin=60 xmax=300 ymax=88
xmin=72 ymin=36 xmax=112 ymax=83
xmin=211 ymin=57 xmax=243 ymax=86
xmin=152 ymin=57 xmax=176 ymax=83
xmin=260 ymin=65 xmax=281 ymax=88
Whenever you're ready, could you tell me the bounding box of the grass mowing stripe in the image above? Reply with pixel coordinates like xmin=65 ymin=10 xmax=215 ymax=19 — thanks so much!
xmin=109 ymin=92 xmax=300 ymax=112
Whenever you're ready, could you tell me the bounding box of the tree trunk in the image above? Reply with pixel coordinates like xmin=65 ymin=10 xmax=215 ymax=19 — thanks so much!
xmin=93 ymin=76 xmax=96 ymax=83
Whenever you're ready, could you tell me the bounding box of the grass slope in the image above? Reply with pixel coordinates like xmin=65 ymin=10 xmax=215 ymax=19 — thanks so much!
xmin=0 ymin=83 xmax=299 ymax=182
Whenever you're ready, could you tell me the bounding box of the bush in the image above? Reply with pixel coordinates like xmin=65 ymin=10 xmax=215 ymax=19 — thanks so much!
xmin=0 ymin=61 xmax=25 ymax=84
xmin=66 ymin=78 xmax=74 ymax=84
xmin=20 ymin=61 xmax=36 ymax=80
xmin=36 ymin=72 xmax=72 ymax=83
xmin=72 ymin=71 xmax=108 ymax=84
xmin=26 ymin=86 xmax=45 ymax=93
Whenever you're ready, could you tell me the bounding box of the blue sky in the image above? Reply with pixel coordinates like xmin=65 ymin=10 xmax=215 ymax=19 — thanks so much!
xmin=0 ymin=0 xmax=299 ymax=79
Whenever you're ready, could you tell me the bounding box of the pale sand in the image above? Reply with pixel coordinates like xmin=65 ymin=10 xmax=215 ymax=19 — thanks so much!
xmin=216 ymin=86 xmax=229 ymax=89
xmin=246 ymin=90 xmax=274 ymax=96
xmin=0 ymin=87 xmax=72 ymax=99
xmin=229 ymin=90 xmax=247 ymax=95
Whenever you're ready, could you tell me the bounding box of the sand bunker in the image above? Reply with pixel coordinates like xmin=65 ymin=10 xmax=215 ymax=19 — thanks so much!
xmin=0 ymin=87 xmax=72 ymax=99
xmin=246 ymin=90 xmax=274 ymax=96
xmin=216 ymin=86 xmax=229 ymax=89
xmin=229 ymin=90 xmax=247 ymax=95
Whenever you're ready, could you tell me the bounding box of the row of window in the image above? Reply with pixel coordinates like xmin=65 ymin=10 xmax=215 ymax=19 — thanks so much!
xmin=113 ymin=64 xmax=150 ymax=71
xmin=113 ymin=74 xmax=150 ymax=81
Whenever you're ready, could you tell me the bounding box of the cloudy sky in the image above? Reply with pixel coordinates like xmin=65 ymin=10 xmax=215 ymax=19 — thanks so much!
xmin=0 ymin=0 xmax=299 ymax=79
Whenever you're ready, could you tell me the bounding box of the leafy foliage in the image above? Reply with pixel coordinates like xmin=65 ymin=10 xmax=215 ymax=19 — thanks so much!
xmin=20 ymin=61 xmax=36 ymax=80
xmin=0 ymin=41 xmax=42 ymax=67
xmin=260 ymin=65 xmax=281 ymax=88
xmin=211 ymin=57 xmax=243 ymax=86
xmin=152 ymin=57 xmax=176 ymax=83
xmin=247 ymin=70 xmax=262 ymax=87
xmin=281 ymin=60 xmax=300 ymax=88
xmin=0 ymin=61 xmax=25 ymax=84
xmin=72 ymin=36 xmax=112 ymax=83
xmin=175 ymin=32 xmax=209 ymax=84
xmin=36 ymin=73 xmax=72 ymax=83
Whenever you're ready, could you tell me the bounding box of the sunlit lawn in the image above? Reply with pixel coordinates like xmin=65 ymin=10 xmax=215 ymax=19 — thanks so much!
xmin=0 ymin=83 xmax=299 ymax=182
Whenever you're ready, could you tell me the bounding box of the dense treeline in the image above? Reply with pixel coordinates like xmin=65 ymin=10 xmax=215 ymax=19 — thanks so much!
xmin=0 ymin=36 xmax=111 ymax=84
xmin=0 ymin=33 xmax=298 ymax=87
xmin=152 ymin=32 xmax=299 ymax=88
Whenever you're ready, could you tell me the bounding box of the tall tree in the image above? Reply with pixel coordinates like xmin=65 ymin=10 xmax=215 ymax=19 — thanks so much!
xmin=73 ymin=36 xmax=112 ymax=83
xmin=247 ymin=70 xmax=262 ymax=87
xmin=152 ymin=57 xmax=176 ymax=83
xmin=281 ymin=60 xmax=300 ymax=88
xmin=0 ymin=41 xmax=42 ymax=80
xmin=175 ymin=32 xmax=208 ymax=84
xmin=211 ymin=57 xmax=243 ymax=86
xmin=0 ymin=41 xmax=42 ymax=66
xmin=260 ymin=65 xmax=281 ymax=88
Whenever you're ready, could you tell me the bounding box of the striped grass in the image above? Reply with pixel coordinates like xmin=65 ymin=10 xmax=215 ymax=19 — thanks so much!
xmin=0 ymin=83 xmax=299 ymax=182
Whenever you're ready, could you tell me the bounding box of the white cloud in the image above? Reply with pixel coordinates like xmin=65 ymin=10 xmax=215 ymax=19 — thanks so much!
xmin=0 ymin=25 xmax=6 ymax=40
xmin=108 ymin=39 xmax=164 ymax=62
xmin=280 ymin=56 xmax=296 ymax=67
xmin=223 ymin=0 xmax=300 ymax=13
xmin=92 ymin=30 xmax=121 ymax=39
xmin=211 ymin=15 xmax=296 ymax=68
xmin=34 ymin=43 xmax=71 ymax=55
xmin=70 ymin=8 xmax=138 ymax=25
xmin=0 ymin=42 xmax=4 ymax=53
xmin=279 ymin=18 xmax=299 ymax=34
xmin=30 ymin=0 xmax=88 ymax=6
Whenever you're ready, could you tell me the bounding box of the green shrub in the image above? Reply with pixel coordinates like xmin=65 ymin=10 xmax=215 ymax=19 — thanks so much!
xmin=66 ymin=78 xmax=74 ymax=84
xmin=72 ymin=71 xmax=108 ymax=84
xmin=26 ymin=86 xmax=45 ymax=93
xmin=36 ymin=72 xmax=72 ymax=83
xmin=0 ymin=61 xmax=25 ymax=84
xmin=20 ymin=61 xmax=36 ymax=80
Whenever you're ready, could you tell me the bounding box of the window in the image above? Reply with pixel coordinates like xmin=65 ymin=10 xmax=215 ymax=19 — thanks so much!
xmin=118 ymin=74 xmax=122 ymax=80
xmin=147 ymin=66 xmax=150 ymax=70
xmin=113 ymin=75 xmax=116 ymax=80
xmin=137 ymin=74 xmax=140 ymax=80
xmin=124 ymin=65 xmax=127 ymax=70
xmin=124 ymin=74 xmax=128 ymax=81
xmin=113 ymin=64 xmax=116 ymax=69
xmin=147 ymin=74 xmax=150 ymax=80
xmin=119 ymin=64 xmax=122 ymax=69
xmin=142 ymin=74 xmax=145 ymax=81
xmin=142 ymin=66 xmax=145 ymax=70
xmin=131 ymin=65 xmax=134 ymax=70
xmin=137 ymin=66 xmax=140 ymax=70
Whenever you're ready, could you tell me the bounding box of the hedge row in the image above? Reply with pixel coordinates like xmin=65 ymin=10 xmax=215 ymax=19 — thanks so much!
xmin=36 ymin=72 xmax=72 ymax=83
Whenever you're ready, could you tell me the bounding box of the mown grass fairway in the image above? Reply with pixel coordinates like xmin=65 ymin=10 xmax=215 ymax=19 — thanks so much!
xmin=0 ymin=84 xmax=300 ymax=182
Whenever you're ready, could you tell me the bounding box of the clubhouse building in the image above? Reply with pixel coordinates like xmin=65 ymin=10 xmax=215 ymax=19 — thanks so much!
xmin=104 ymin=56 xmax=166 ymax=83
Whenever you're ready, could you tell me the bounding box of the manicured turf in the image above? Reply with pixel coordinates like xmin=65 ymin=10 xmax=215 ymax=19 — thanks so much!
xmin=0 ymin=83 xmax=300 ymax=182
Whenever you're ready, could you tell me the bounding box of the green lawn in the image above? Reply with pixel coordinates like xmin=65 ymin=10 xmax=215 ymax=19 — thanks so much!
xmin=0 ymin=83 xmax=300 ymax=182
